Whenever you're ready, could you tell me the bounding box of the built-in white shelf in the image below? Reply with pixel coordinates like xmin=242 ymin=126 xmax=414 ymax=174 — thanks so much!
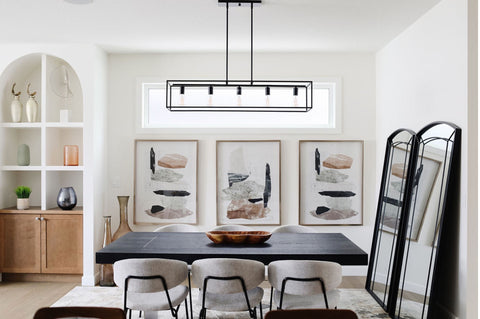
xmin=1 ymin=165 xmax=42 ymax=171
xmin=0 ymin=123 xmax=42 ymax=128
xmin=0 ymin=53 xmax=84 ymax=212
xmin=0 ymin=122 xmax=83 ymax=128
xmin=45 ymin=122 xmax=83 ymax=128
xmin=1 ymin=165 xmax=84 ymax=172
xmin=45 ymin=166 xmax=84 ymax=171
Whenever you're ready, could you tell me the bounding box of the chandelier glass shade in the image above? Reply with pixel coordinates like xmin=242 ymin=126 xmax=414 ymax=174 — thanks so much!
xmin=166 ymin=0 xmax=313 ymax=112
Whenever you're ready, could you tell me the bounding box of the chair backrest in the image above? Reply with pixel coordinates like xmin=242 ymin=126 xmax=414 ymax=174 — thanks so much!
xmin=153 ymin=224 xmax=198 ymax=232
xmin=113 ymin=258 xmax=188 ymax=293
xmin=33 ymin=307 xmax=125 ymax=319
xmin=211 ymin=225 xmax=253 ymax=231
xmin=265 ymin=309 xmax=358 ymax=319
xmin=192 ymin=258 xmax=265 ymax=294
xmin=271 ymin=225 xmax=316 ymax=233
xmin=268 ymin=260 xmax=342 ymax=295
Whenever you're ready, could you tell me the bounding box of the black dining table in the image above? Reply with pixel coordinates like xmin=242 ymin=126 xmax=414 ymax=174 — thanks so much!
xmin=96 ymin=232 xmax=368 ymax=265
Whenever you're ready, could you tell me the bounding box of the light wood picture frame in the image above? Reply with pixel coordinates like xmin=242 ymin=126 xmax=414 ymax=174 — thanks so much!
xmin=134 ymin=139 xmax=198 ymax=225
xmin=216 ymin=140 xmax=281 ymax=226
xmin=299 ymin=140 xmax=364 ymax=225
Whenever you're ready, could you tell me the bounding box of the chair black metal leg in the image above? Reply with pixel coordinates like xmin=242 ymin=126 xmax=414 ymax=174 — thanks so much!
xmin=184 ymin=298 xmax=189 ymax=319
xmin=199 ymin=308 xmax=207 ymax=319
xmin=188 ymin=271 xmax=193 ymax=319
xmin=252 ymin=307 xmax=257 ymax=319
xmin=259 ymin=302 xmax=263 ymax=319
xmin=128 ymin=309 xmax=132 ymax=319
xmin=269 ymin=287 xmax=273 ymax=312
xmin=139 ymin=310 xmax=142 ymax=317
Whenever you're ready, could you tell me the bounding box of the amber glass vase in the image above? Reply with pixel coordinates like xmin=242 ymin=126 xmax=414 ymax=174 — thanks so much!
xmin=99 ymin=216 xmax=115 ymax=286
xmin=64 ymin=145 xmax=79 ymax=166
xmin=112 ymin=196 xmax=132 ymax=241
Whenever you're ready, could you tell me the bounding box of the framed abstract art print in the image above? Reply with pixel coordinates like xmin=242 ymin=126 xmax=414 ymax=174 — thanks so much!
xmin=299 ymin=140 xmax=363 ymax=225
xmin=134 ymin=140 xmax=198 ymax=225
xmin=216 ymin=140 xmax=281 ymax=225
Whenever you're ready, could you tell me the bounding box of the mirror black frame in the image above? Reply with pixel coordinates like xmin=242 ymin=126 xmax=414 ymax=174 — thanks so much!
xmin=395 ymin=121 xmax=461 ymax=319
xmin=366 ymin=128 xmax=419 ymax=313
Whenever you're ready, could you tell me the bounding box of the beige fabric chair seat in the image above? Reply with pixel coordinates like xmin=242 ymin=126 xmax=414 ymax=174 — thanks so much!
xmin=211 ymin=225 xmax=253 ymax=231
xmin=113 ymin=258 xmax=190 ymax=318
xmin=154 ymin=224 xmax=198 ymax=232
xmin=271 ymin=225 xmax=316 ymax=233
xmin=198 ymin=287 xmax=264 ymax=312
xmin=272 ymin=288 xmax=341 ymax=309
xmin=268 ymin=260 xmax=342 ymax=310
xmin=192 ymin=258 xmax=265 ymax=318
xmin=127 ymin=285 xmax=189 ymax=311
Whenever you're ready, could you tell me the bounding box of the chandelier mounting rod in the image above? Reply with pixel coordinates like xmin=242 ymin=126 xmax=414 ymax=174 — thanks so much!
xmin=224 ymin=0 xmax=256 ymax=85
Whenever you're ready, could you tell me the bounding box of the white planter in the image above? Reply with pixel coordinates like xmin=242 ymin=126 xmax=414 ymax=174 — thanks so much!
xmin=11 ymin=96 xmax=22 ymax=123
xmin=16 ymin=198 xmax=29 ymax=210
xmin=26 ymin=96 xmax=38 ymax=122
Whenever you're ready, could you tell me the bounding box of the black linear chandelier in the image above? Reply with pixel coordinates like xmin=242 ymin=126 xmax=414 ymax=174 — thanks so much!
xmin=166 ymin=0 xmax=313 ymax=112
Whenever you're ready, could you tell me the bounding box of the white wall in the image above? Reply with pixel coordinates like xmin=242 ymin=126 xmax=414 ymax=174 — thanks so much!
xmin=107 ymin=52 xmax=376 ymax=275
xmin=376 ymin=0 xmax=477 ymax=317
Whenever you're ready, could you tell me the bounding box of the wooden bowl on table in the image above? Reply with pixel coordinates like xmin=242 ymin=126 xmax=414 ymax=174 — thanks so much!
xmin=206 ymin=231 xmax=272 ymax=244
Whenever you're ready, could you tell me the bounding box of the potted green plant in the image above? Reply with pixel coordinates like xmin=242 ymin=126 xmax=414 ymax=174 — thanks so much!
xmin=15 ymin=186 xmax=31 ymax=210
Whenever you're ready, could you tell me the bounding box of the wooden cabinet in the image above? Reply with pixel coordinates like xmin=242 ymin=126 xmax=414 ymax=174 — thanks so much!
xmin=0 ymin=210 xmax=83 ymax=275
xmin=0 ymin=213 xmax=41 ymax=273
xmin=41 ymin=214 xmax=83 ymax=274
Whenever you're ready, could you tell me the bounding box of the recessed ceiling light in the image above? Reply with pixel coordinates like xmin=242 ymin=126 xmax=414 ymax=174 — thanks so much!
xmin=64 ymin=0 xmax=93 ymax=4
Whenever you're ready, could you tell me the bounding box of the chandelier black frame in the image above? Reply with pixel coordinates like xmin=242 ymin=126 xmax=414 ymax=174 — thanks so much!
xmin=166 ymin=0 xmax=313 ymax=112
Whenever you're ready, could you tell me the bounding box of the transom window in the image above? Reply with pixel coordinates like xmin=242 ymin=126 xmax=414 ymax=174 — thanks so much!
xmin=140 ymin=80 xmax=341 ymax=129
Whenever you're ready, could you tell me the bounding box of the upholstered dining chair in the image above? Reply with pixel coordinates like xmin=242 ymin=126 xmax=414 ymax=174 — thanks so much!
xmin=33 ymin=306 xmax=125 ymax=319
xmin=191 ymin=258 xmax=265 ymax=319
xmin=113 ymin=258 xmax=190 ymax=319
xmin=268 ymin=260 xmax=342 ymax=310
xmin=271 ymin=225 xmax=316 ymax=233
xmin=153 ymin=224 xmax=198 ymax=232
xmin=211 ymin=225 xmax=253 ymax=231
xmin=265 ymin=309 xmax=358 ymax=319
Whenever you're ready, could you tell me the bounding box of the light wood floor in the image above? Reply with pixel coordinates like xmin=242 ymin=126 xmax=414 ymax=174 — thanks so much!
xmin=0 ymin=281 xmax=78 ymax=319
xmin=0 ymin=277 xmax=365 ymax=319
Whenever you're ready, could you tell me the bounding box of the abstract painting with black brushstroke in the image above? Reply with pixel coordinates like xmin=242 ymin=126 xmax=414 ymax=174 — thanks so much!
xmin=134 ymin=140 xmax=198 ymax=225
xmin=216 ymin=140 xmax=281 ymax=225
xmin=300 ymin=140 xmax=363 ymax=225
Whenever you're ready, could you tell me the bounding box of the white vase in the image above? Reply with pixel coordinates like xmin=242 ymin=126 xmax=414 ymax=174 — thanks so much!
xmin=26 ymin=96 xmax=38 ymax=122
xmin=11 ymin=96 xmax=22 ymax=123
xmin=16 ymin=198 xmax=29 ymax=210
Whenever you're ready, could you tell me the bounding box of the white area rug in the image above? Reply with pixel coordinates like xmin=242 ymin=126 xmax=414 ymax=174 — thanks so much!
xmin=52 ymin=286 xmax=397 ymax=318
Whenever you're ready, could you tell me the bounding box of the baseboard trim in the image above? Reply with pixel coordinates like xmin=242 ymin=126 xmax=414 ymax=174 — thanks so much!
xmin=342 ymin=265 xmax=368 ymax=276
xmin=2 ymin=273 xmax=81 ymax=283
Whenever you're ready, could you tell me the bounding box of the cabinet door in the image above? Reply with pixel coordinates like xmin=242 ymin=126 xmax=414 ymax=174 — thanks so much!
xmin=41 ymin=214 xmax=83 ymax=274
xmin=0 ymin=214 xmax=41 ymax=273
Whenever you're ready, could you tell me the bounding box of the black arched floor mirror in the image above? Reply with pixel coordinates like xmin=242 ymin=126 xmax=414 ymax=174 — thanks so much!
xmin=367 ymin=122 xmax=461 ymax=319
xmin=366 ymin=129 xmax=419 ymax=312
xmin=395 ymin=122 xmax=461 ymax=319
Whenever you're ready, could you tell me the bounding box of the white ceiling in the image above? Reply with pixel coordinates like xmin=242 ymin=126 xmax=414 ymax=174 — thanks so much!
xmin=0 ymin=0 xmax=441 ymax=53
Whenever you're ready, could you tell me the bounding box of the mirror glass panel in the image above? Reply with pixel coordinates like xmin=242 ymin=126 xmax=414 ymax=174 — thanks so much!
xmin=366 ymin=129 xmax=417 ymax=310
xmin=395 ymin=123 xmax=459 ymax=318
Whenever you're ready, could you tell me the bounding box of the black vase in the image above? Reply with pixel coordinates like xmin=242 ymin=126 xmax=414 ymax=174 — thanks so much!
xmin=57 ymin=187 xmax=77 ymax=210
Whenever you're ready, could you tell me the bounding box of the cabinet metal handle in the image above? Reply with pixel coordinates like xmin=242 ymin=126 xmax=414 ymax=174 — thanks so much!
xmin=35 ymin=217 xmax=40 ymax=221
xmin=40 ymin=217 xmax=45 ymax=221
